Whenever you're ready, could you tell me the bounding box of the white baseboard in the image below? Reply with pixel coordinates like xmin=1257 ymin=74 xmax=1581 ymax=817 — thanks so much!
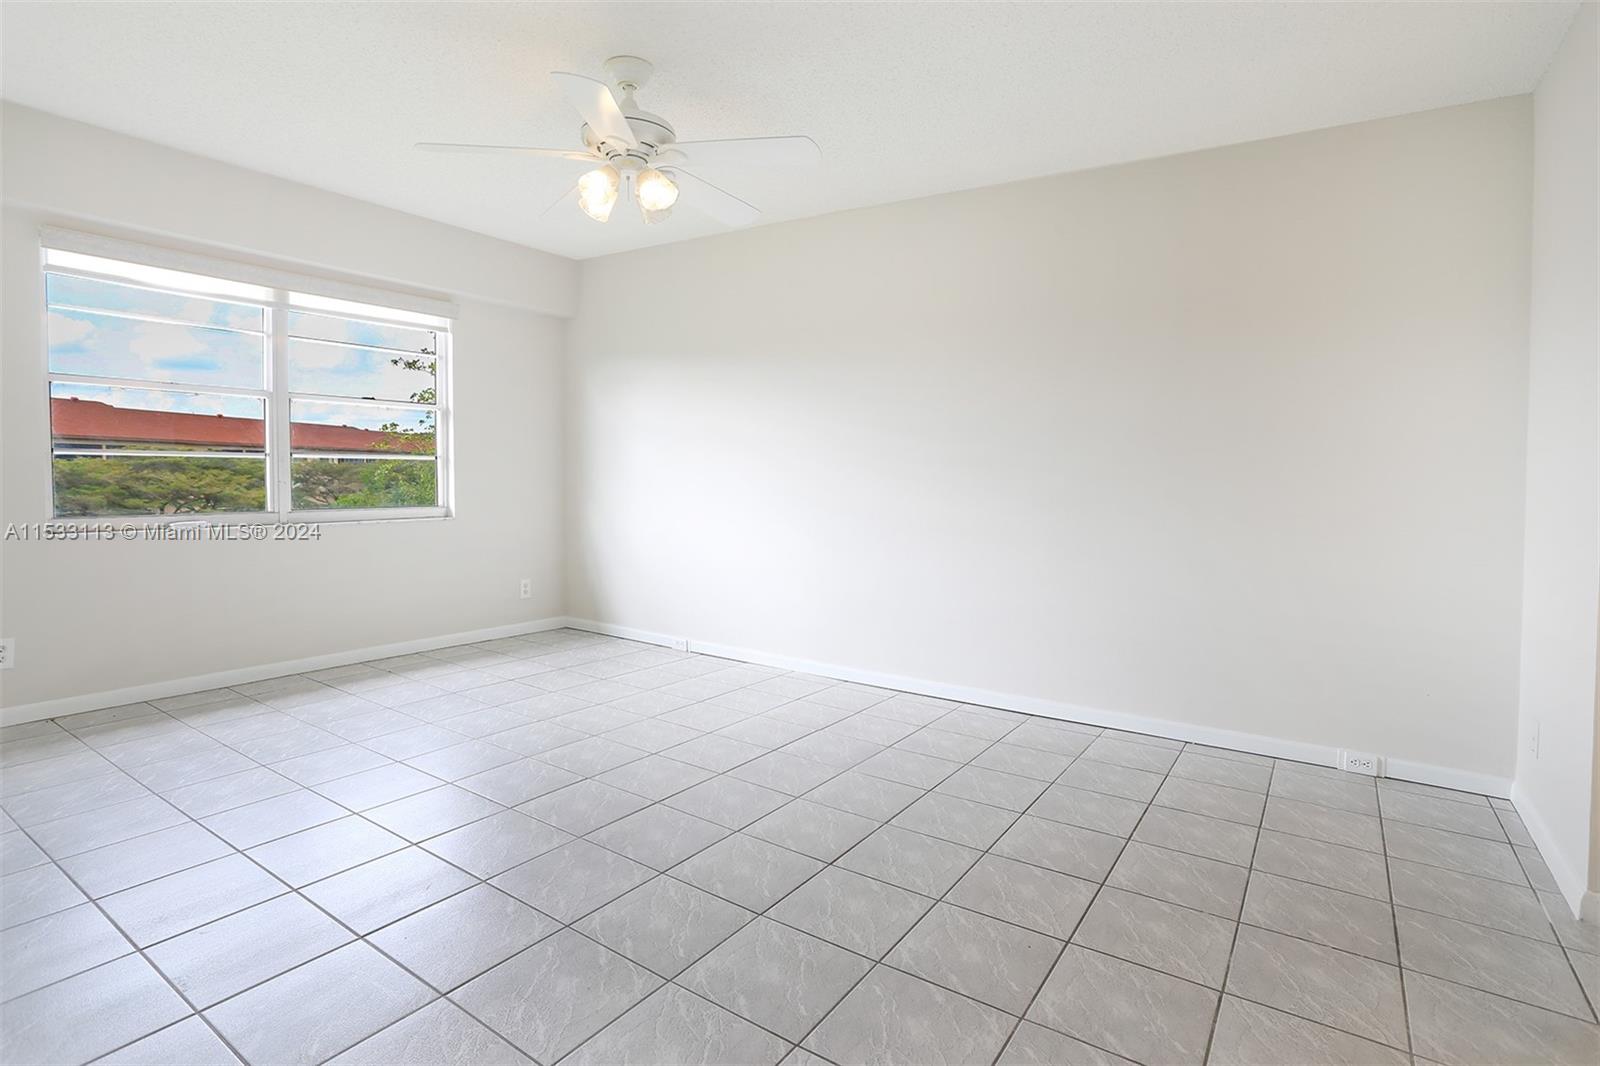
xmin=563 ymin=617 xmax=1513 ymax=798
xmin=1509 ymin=779 xmax=1590 ymax=919
xmin=558 ymin=618 xmax=686 ymax=650
xmin=0 ymin=617 xmax=570 ymax=727
xmin=7 ymin=611 xmax=1519 ymax=810
xmin=1383 ymin=757 xmax=1514 ymax=799
xmin=561 ymin=617 xmax=679 ymax=646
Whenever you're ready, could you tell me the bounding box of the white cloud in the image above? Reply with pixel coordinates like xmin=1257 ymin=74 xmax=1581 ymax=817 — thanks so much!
xmin=47 ymin=312 xmax=95 ymax=346
xmin=290 ymin=346 xmax=349 ymax=370
xmin=128 ymin=323 xmax=205 ymax=361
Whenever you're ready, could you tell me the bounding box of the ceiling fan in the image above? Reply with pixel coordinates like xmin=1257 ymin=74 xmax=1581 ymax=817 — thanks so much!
xmin=418 ymin=55 xmax=820 ymax=228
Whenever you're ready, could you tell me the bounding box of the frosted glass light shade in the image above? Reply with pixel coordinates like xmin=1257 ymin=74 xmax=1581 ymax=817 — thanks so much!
xmin=577 ymin=165 xmax=620 ymax=222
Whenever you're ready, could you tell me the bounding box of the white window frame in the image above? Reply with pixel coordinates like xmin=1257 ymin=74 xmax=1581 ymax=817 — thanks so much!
xmin=39 ymin=229 xmax=455 ymax=526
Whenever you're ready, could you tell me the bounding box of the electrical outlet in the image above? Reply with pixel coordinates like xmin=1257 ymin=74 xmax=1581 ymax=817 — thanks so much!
xmin=668 ymin=636 xmax=689 ymax=652
xmin=0 ymin=638 xmax=14 ymax=670
xmin=1529 ymin=722 xmax=1540 ymax=759
xmin=1338 ymin=749 xmax=1380 ymax=776
xmin=518 ymin=578 xmax=532 ymax=600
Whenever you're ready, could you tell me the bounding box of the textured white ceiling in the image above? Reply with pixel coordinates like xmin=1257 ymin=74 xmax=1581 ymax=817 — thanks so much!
xmin=0 ymin=1 xmax=1577 ymax=260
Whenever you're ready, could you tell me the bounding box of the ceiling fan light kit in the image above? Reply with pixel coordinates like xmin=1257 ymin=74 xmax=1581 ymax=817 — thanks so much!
xmin=576 ymin=163 xmax=620 ymax=221
xmin=418 ymin=54 xmax=818 ymax=229
xmin=635 ymin=168 xmax=679 ymax=211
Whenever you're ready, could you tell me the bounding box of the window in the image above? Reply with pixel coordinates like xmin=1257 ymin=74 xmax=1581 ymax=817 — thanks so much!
xmin=42 ymin=235 xmax=452 ymax=521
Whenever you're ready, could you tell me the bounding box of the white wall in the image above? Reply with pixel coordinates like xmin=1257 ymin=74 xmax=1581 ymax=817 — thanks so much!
xmin=1513 ymin=2 xmax=1599 ymax=917
xmin=0 ymin=104 xmax=576 ymax=713
xmin=566 ymin=97 xmax=1534 ymax=786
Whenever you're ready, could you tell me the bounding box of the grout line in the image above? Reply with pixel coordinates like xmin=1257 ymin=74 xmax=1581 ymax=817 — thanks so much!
xmin=983 ymin=770 xmax=1152 ymax=1065
xmin=1561 ymin=945 xmax=1600 ymax=1025
xmin=4 ymin=627 xmax=1590 ymax=1066
xmin=1200 ymin=752 xmax=1273 ymax=1063
xmin=543 ymin=700 xmax=1050 ymax=1060
xmin=280 ymin=640 xmax=837 ymax=1060
xmin=773 ymin=758 xmax=1028 ymax=1060
xmin=1 ymin=816 xmax=256 ymax=1065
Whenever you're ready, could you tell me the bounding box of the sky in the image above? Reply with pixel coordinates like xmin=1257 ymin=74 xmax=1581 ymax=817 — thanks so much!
xmin=47 ymin=272 xmax=437 ymax=435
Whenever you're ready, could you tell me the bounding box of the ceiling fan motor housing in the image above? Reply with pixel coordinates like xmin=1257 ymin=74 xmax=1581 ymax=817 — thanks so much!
xmin=582 ymin=54 xmax=676 ymax=160
xmin=582 ymin=107 xmax=676 ymax=161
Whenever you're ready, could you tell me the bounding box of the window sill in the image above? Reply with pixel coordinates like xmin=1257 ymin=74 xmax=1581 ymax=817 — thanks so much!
xmin=42 ymin=508 xmax=453 ymax=531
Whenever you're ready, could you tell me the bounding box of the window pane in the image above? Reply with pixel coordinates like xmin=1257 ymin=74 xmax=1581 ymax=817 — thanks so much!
xmin=291 ymin=456 xmax=437 ymax=510
xmin=290 ymin=400 xmax=435 ymax=456
xmin=42 ymin=248 xmax=451 ymax=520
xmin=287 ymin=311 xmax=436 ymax=354
xmin=52 ymin=383 xmax=265 ymax=454
xmin=53 ymin=455 xmax=267 ymax=516
xmin=287 ymin=339 xmax=437 ymax=403
xmin=47 ymin=276 xmax=267 ymax=390
xmin=47 ymin=273 xmax=263 ymax=331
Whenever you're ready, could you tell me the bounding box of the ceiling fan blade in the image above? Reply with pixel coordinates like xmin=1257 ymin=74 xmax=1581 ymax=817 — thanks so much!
xmin=671 ymin=136 xmax=820 ymax=170
xmin=538 ymin=181 xmax=579 ymax=218
xmin=668 ymin=169 xmax=761 ymax=227
xmin=417 ymin=142 xmax=597 ymax=162
xmin=550 ymin=72 xmax=635 ymax=146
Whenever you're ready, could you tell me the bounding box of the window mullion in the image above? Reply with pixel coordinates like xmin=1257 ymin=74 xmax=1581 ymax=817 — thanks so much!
xmin=436 ymin=332 xmax=451 ymax=513
xmin=287 ymin=391 xmax=436 ymax=411
xmin=46 ymin=301 xmax=267 ymax=336
xmin=46 ymin=372 xmax=270 ymax=399
xmin=268 ymin=298 xmax=292 ymax=519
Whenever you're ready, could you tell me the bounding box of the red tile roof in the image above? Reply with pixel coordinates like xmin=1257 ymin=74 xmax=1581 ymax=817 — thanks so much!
xmin=51 ymin=397 xmax=432 ymax=454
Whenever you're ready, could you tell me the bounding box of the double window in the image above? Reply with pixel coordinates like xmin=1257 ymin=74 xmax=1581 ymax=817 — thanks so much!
xmin=43 ymin=235 xmax=451 ymax=521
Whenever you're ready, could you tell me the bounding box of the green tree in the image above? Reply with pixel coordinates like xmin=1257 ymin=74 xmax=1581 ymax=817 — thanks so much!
xmin=293 ymin=347 xmax=439 ymax=509
xmin=54 ymin=346 xmax=442 ymax=515
xmin=390 ymin=351 xmax=436 ymax=405
xmin=53 ymin=456 xmax=266 ymax=515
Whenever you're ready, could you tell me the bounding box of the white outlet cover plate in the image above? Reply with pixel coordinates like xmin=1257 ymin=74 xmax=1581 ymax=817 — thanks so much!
xmin=1338 ymin=749 xmax=1380 ymax=776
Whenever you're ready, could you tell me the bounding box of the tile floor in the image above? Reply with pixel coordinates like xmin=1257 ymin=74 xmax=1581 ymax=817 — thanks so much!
xmin=1 ymin=628 xmax=1596 ymax=1065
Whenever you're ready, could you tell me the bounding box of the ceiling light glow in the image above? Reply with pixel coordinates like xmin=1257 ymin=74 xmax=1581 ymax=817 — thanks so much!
xmin=635 ymin=168 xmax=679 ymax=212
xmin=577 ymin=165 xmax=620 ymax=222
